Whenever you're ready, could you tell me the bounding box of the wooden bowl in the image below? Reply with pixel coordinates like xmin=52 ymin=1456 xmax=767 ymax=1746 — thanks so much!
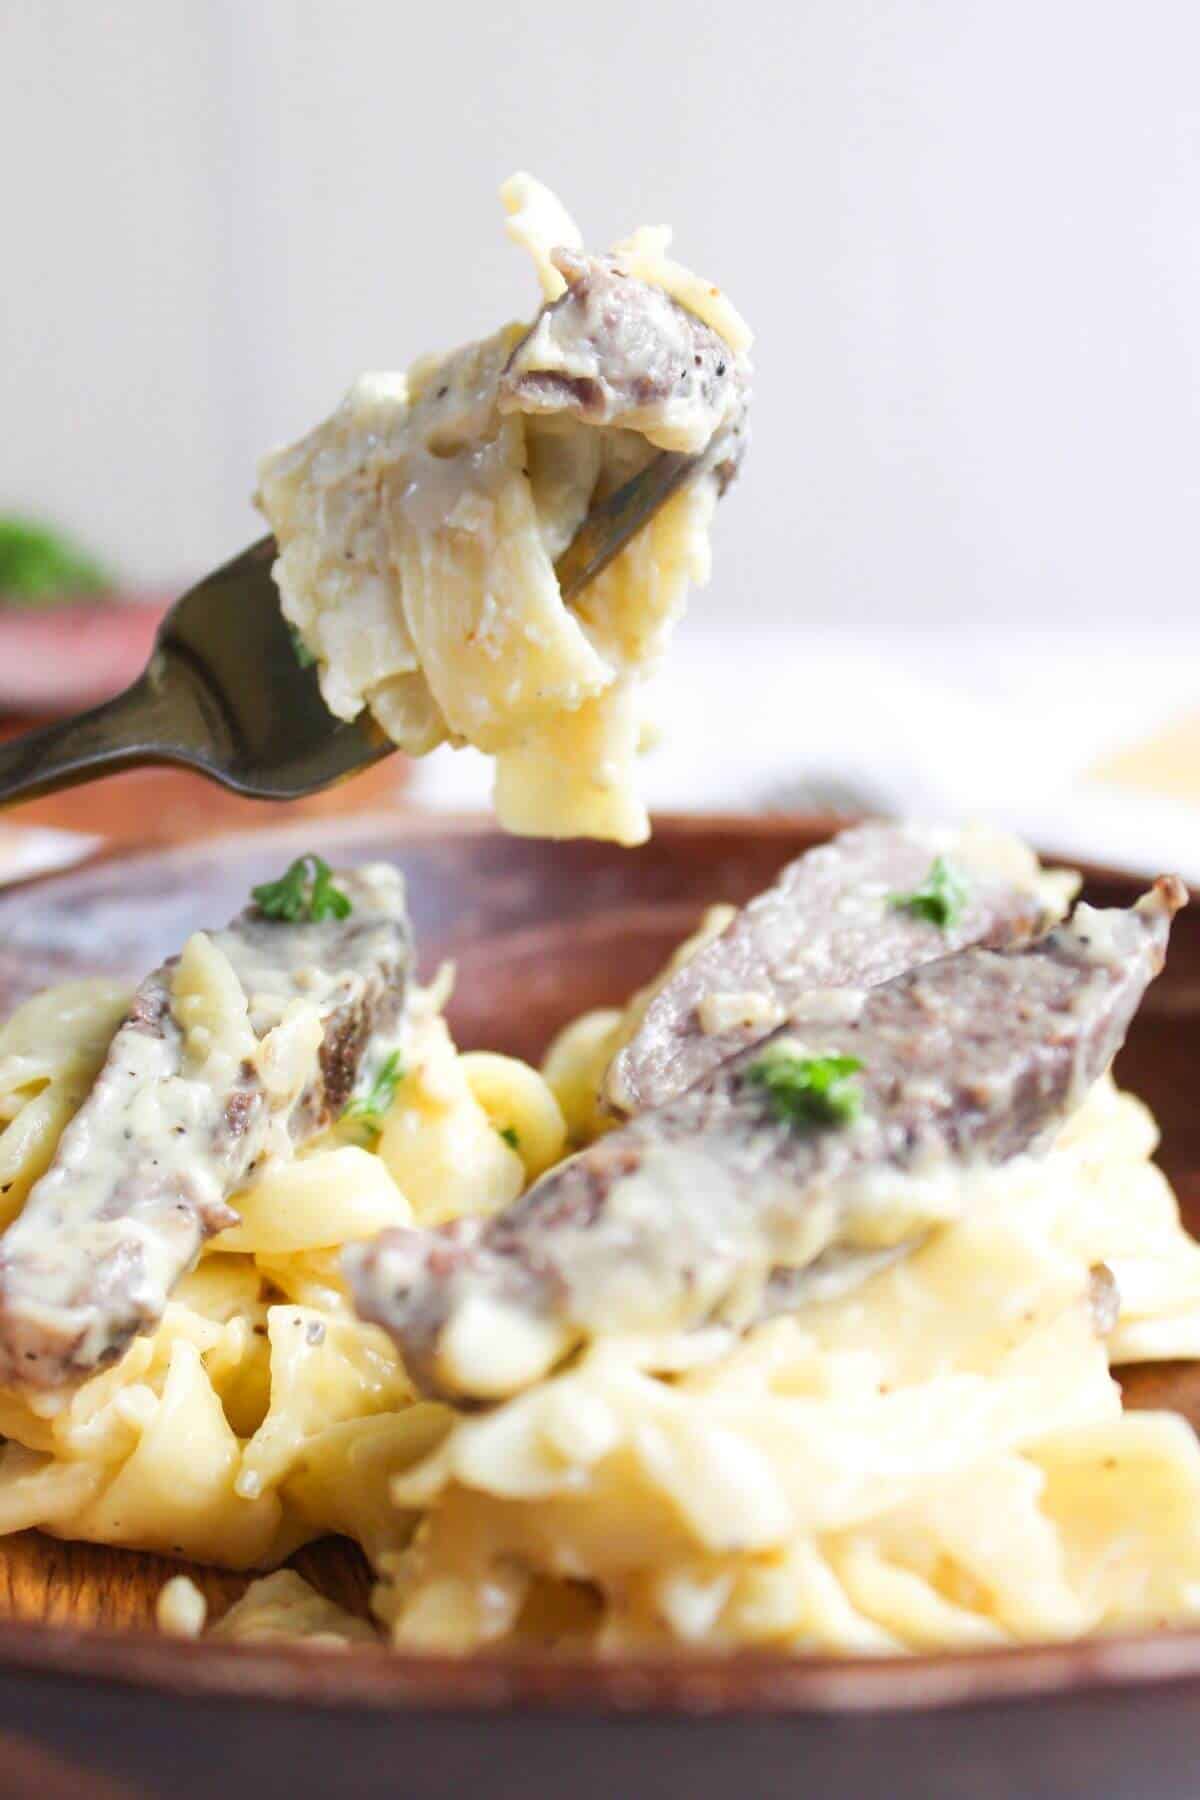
xmin=0 ymin=813 xmax=1197 ymax=1800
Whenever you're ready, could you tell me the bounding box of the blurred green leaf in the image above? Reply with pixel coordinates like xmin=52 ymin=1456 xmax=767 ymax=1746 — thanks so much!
xmin=0 ymin=517 xmax=113 ymax=605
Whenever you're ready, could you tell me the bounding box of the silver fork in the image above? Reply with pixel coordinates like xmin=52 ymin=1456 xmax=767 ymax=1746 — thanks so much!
xmin=0 ymin=451 xmax=700 ymax=809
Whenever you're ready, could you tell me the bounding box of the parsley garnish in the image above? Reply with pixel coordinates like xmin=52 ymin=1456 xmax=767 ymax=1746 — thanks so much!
xmin=342 ymin=1051 xmax=406 ymax=1132
xmin=251 ymin=854 xmax=352 ymax=923
xmin=288 ymin=623 xmax=316 ymax=668
xmin=0 ymin=517 xmax=111 ymax=605
xmin=497 ymin=1125 xmax=520 ymax=1150
xmin=746 ymin=1049 xmax=864 ymax=1129
xmin=888 ymin=855 xmax=969 ymax=929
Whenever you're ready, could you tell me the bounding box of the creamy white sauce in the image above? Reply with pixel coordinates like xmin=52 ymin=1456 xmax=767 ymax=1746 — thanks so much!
xmin=778 ymin=987 xmax=868 ymax=1026
xmin=0 ymin=866 xmax=410 ymax=1389
xmin=1062 ymin=902 xmax=1134 ymax=965
xmin=438 ymin=1294 xmax=571 ymax=1401
xmin=697 ymin=990 xmax=787 ymax=1036
xmin=501 ymin=252 xmax=743 ymax=454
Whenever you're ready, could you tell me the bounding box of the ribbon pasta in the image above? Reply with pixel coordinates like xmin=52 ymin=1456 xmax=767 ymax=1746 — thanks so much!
xmin=2 ymin=918 xmax=1200 ymax=1654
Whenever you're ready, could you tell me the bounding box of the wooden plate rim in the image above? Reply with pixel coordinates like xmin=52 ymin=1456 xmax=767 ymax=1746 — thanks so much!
xmin=0 ymin=809 xmax=1194 ymax=1716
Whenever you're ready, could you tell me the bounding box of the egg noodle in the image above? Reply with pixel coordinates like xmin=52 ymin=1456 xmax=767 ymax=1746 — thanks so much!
xmin=3 ymin=867 xmax=1200 ymax=1656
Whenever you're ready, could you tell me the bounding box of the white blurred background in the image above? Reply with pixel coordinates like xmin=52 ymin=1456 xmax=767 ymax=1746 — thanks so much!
xmin=6 ymin=0 xmax=1199 ymax=626
xmin=4 ymin=0 xmax=1200 ymax=877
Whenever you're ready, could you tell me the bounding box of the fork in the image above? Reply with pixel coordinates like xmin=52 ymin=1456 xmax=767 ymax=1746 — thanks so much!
xmin=0 ymin=451 xmax=700 ymax=809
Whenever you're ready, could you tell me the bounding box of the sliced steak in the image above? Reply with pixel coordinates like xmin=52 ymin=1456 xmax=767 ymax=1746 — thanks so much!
xmin=606 ymin=823 xmax=1071 ymax=1115
xmin=499 ymin=249 xmax=750 ymax=464
xmin=347 ymin=879 xmax=1184 ymax=1404
xmin=0 ymin=864 xmax=411 ymax=1391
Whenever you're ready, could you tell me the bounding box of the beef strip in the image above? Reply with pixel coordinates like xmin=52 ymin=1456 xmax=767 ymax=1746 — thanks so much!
xmin=347 ymin=878 xmax=1184 ymax=1404
xmin=499 ymin=249 xmax=750 ymax=469
xmin=0 ymin=864 xmax=412 ymax=1391
xmin=606 ymin=822 xmax=1072 ymax=1115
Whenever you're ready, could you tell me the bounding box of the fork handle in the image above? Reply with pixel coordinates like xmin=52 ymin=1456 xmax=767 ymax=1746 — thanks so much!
xmin=0 ymin=673 xmax=204 ymax=809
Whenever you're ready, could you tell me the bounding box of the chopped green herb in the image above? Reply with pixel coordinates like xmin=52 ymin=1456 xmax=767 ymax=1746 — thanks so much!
xmin=342 ymin=1050 xmax=406 ymax=1132
xmin=497 ymin=1125 xmax=520 ymax=1150
xmin=746 ymin=1049 xmax=864 ymax=1129
xmin=251 ymin=854 xmax=352 ymax=923
xmin=888 ymin=855 xmax=969 ymax=929
xmin=288 ymin=622 xmax=316 ymax=669
xmin=0 ymin=517 xmax=112 ymax=605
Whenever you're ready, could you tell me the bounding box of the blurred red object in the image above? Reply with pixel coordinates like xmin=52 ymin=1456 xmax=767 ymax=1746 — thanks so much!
xmin=0 ymin=599 xmax=168 ymax=715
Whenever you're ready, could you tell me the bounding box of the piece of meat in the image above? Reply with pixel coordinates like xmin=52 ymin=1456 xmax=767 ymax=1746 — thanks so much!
xmin=0 ymin=864 xmax=411 ymax=1391
xmin=347 ymin=878 xmax=1185 ymax=1404
xmin=499 ymin=249 xmax=750 ymax=463
xmin=606 ymin=823 xmax=1072 ymax=1116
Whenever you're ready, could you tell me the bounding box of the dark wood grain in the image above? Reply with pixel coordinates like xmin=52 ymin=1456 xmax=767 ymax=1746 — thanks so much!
xmin=0 ymin=813 xmax=1196 ymax=1799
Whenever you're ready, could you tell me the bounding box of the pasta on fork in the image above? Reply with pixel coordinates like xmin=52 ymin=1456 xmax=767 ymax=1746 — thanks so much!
xmin=256 ymin=175 xmax=751 ymax=846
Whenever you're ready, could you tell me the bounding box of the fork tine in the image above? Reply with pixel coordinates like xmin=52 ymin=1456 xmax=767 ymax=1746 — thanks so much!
xmin=553 ymin=452 xmax=701 ymax=604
